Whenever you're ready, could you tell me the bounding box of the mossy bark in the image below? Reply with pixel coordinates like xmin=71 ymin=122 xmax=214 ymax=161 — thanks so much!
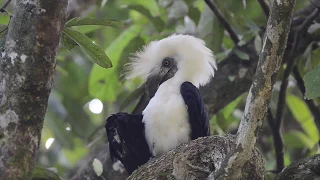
xmin=0 ymin=0 xmax=68 ymax=179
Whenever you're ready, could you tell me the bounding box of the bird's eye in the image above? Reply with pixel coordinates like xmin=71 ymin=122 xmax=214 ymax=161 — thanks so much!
xmin=162 ymin=57 xmax=172 ymax=67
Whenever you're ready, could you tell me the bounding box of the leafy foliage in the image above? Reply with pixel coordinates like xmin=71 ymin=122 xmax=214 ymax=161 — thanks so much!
xmin=62 ymin=17 xmax=125 ymax=68
xmin=63 ymin=27 xmax=112 ymax=68
xmin=65 ymin=17 xmax=123 ymax=28
xmin=304 ymin=65 xmax=320 ymax=99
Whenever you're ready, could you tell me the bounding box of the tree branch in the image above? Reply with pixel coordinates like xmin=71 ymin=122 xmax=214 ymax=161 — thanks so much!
xmin=0 ymin=0 xmax=12 ymax=13
xmin=0 ymin=0 xmax=68 ymax=179
xmin=275 ymin=154 xmax=320 ymax=180
xmin=267 ymin=108 xmax=284 ymax=173
xmin=208 ymin=0 xmax=296 ymax=179
xmin=128 ymin=135 xmax=265 ymax=180
xmin=204 ymin=0 xmax=240 ymax=45
xmin=257 ymin=0 xmax=270 ymax=17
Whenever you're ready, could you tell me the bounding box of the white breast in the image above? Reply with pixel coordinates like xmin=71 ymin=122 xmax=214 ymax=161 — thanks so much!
xmin=142 ymin=80 xmax=190 ymax=156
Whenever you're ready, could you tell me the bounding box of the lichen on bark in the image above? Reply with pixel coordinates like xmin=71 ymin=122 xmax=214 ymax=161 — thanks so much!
xmin=0 ymin=0 xmax=68 ymax=179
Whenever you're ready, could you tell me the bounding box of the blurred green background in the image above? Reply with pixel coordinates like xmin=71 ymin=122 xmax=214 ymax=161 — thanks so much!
xmin=1 ymin=0 xmax=319 ymax=179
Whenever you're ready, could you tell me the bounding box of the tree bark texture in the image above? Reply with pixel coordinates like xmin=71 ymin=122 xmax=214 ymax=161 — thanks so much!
xmin=128 ymin=135 xmax=264 ymax=180
xmin=208 ymin=0 xmax=296 ymax=179
xmin=275 ymin=154 xmax=320 ymax=180
xmin=0 ymin=0 xmax=68 ymax=179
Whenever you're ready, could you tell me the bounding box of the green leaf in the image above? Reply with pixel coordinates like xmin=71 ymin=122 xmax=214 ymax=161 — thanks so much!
xmin=61 ymin=33 xmax=78 ymax=50
xmin=127 ymin=5 xmax=164 ymax=31
xmin=0 ymin=28 xmax=8 ymax=39
xmin=0 ymin=13 xmax=10 ymax=25
xmin=283 ymin=130 xmax=314 ymax=149
xmin=234 ymin=49 xmax=250 ymax=60
xmin=74 ymin=25 xmax=101 ymax=35
xmin=62 ymin=138 xmax=88 ymax=165
xmin=65 ymin=17 xmax=123 ymax=29
xmin=216 ymin=96 xmax=242 ymax=131
xmin=185 ymin=0 xmax=201 ymax=24
xmin=116 ymin=36 xmax=145 ymax=78
xmin=197 ymin=5 xmax=224 ymax=53
xmin=55 ymin=65 xmax=69 ymax=77
xmin=63 ymin=27 xmax=112 ymax=68
xmin=286 ymin=94 xmax=319 ymax=142
xmin=221 ymin=96 xmax=242 ymax=119
xmin=304 ymin=65 xmax=320 ymax=99
xmin=32 ymin=167 xmax=61 ymax=180
xmin=89 ymin=25 xmax=143 ymax=101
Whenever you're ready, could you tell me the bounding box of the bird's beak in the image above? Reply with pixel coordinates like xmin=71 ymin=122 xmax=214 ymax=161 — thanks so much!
xmin=145 ymin=65 xmax=178 ymax=99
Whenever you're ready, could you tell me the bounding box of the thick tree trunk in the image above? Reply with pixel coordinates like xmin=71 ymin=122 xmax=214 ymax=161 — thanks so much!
xmin=0 ymin=0 xmax=68 ymax=179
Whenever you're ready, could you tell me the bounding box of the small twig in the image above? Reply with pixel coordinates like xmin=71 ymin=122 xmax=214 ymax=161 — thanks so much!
xmin=0 ymin=27 xmax=8 ymax=34
xmin=309 ymin=0 xmax=320 ymax=10
xmin=257 ymin=0 xmax=270 ymax=17
xmin=291 ymin=8 xmax=320 ymax=55
xmin=0 ymin=14 xmax=12 ymax=36
xmin=0 ymin=0 xmax=13 ymax=35
xmin=0 ymin=0 xmax=12 ymax=14
xmin=267 ymin=108 xmax=284 ymax=173
xmin=204 ymin=0 xmax=240 ymax=45
xmin=292 ymin=67 xmax=320 ymax=133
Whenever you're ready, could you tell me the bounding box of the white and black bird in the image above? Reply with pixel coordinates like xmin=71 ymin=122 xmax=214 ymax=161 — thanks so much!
xmin=105 ymin=34 xmax=217 ymax=174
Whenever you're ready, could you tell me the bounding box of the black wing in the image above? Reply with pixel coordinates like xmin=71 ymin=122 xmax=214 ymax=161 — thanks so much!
xmin=180 ymin=82 xmax=210 ymax=139
xmin=105 ymin=113 xmax=151 ymax=174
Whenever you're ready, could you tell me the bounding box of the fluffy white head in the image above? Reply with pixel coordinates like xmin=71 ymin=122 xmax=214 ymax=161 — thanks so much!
xmin=125 ymin=34 xmax=217 ymax=87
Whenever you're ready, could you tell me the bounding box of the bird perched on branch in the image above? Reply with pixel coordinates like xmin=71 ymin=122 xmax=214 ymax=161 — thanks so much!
xmin=105 ymin=34 xmax=217 ymax=174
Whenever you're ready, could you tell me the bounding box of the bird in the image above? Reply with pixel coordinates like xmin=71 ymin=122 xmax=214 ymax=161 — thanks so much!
xmin=105 ymin=34 xmax=217 ymax=174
